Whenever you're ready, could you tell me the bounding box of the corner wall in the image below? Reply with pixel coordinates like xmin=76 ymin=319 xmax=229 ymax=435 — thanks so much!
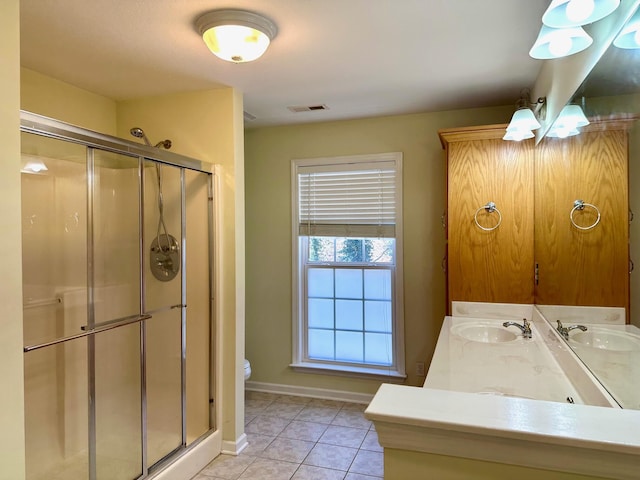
xmin=244 ymin=106 xmax=513 ymax=394
xmin=21 ymin=68 xmax=117 ymax=134
xmin=0 ymin=1 xmax=26 ymax=478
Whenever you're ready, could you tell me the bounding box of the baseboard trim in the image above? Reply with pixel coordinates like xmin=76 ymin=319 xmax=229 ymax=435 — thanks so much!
xmin=221 ymin=433 xmax=248 ymax=455
xmin=246 ymin=381 xmax=375 ymax=404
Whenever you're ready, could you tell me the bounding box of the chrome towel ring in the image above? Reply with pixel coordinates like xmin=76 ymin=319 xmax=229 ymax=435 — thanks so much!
xmin=474 ymin=202 xmax=502 ymax=231
xmin=570 ymin=199 xmax=601 ymax=230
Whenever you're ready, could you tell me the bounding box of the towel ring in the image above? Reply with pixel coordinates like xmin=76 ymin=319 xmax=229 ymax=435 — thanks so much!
xmin=570 ymin=200 xmax=600 ymax=230
xmin=474 ymin=202 xmax=502 ymax=231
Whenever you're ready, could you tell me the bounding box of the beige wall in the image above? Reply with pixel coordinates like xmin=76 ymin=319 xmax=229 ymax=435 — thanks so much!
xmin=244 ymin=106 xmax=513 ymax=393
xmin=21 ymin=68 xmax=117 ymax=134
xmin=0 ymin=1 xmax=26 ymax=478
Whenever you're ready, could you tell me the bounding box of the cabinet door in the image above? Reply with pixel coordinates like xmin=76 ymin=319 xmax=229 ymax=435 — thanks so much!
xmin=447 ymin=138 xmax=535 ymax=309
xmin=534 ymin=129 xmax=629 ymax=310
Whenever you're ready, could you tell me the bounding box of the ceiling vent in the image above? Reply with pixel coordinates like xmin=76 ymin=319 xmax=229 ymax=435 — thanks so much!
xmin=287 ymin=104 xmax=329 ymax=113
xmin=243 ymin=111 xmax=257 ymax=121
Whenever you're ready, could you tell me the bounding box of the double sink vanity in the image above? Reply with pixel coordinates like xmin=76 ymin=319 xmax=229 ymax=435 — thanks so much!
xmin=365 ymin=302 xmax=640 ymax=479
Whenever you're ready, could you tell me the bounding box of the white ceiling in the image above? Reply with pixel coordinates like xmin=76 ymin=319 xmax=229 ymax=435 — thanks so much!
xmin=19 ymin=0 xmax=550 ymax=128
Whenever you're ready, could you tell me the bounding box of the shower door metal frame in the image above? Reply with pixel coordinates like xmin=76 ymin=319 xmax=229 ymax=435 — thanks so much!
xmin=20 ymin=110 xmax=217 ymax=480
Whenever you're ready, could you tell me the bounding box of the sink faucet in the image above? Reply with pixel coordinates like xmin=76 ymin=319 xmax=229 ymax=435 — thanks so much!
xmin=556 ymin=320 xmax=587 ymax=340
xmin=502 ymin=318 xmax=532 ymax=339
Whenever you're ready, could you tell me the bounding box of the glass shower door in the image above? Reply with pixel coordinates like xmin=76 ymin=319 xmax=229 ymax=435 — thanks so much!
xmin=21 ymin=114 xmax=216 ymax=479
xmin=143 ymin=160 xmax=183 ymax=466
xmin=92 ymin=151 xmax=142 ymax=479
xmin=21 ymin=133 xmax=90 ymax=480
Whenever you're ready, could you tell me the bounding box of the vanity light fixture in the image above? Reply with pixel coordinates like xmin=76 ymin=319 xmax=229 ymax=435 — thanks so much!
xmin=546 ymin=104 xmax=590 ymax=138
xmin=503 ymin=90 xmax=546 ymax=141
xmin=529 ymin=25 xmax=593 ymax=59
xmin=195 ymin=9 xmax=277 ymax=63
xmin=613 ymin=9 xmax=640 ymax=48
xmin=542 ymin=0 xmax=620 ymax=28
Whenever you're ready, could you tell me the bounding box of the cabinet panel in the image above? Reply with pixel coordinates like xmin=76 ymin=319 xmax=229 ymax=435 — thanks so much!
xmin=447 ymin=138 xmax=535 ymax=308
xmin=534 ymin=129 xmax=629 ymax=309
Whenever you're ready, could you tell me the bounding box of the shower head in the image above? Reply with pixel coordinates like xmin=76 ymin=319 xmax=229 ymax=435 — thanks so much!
xmin=130 ymin=127 xmax=151 ymax=146
xmin=154 ymin=139 xmax=172 ymax=150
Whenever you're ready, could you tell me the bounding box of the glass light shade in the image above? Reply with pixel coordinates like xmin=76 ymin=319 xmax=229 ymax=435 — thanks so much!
xmin=195 ymin=9 xmax=277 ymax=63
xmin=202 ymin=25 xmax=271 ymax=62
xmin=614 ymin=10 xmax=640 ymax=48
xmin=542 ymin=0 xmax=620 ymax=28
xmin=556 ymin=104 xmax=590 ymax=128
xmin=547 ymin=127 xmax=581 ymax=138
xmin=529 ymin=25 xmax=593 ymax=59
xmin=503 ymin=129 xmax=535 ymax=141
xmin=547 ymin=104 xmax=590 ymax=137
xmin=507 ymin=108 xmax=542 ymax=131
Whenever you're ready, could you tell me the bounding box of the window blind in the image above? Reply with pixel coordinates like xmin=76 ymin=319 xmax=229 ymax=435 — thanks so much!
xmin=298 ymin=160 xmax=397 ymax=238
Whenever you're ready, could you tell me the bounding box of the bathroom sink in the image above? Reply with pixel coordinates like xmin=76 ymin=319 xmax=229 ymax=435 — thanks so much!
xmin=569 ymin=328 xmax=640 ymax=352
xmin=450 ymin=323 xmax=518 ymax=343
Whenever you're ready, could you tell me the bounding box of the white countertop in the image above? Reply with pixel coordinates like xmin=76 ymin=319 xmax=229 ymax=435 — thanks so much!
xmin=424 ymin=313 xmax=617 ymax=407
xmin=365 ymin=383 xmax=640 ymax=479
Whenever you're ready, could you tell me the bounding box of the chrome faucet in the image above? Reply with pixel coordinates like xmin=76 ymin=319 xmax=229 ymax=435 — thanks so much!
xmin=556 ymin=320 xmax=587 ymax=340
xmin=502 ymin=318 xmax=532 ymax=339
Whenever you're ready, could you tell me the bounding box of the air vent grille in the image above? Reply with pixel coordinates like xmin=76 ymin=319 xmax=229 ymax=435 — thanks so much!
xmin=287 ymin=104 xmax=329 ymax=113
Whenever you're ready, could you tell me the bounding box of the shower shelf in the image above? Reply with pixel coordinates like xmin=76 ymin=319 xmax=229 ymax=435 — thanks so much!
xmin=23 ymin=296 xmax=62 ymax=309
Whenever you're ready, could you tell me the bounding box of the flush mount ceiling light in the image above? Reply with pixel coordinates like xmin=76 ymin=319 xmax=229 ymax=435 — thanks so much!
xmin=503 ymin=90 xmax=546 ymax=141
xmin=542 ymin=0 xmax=620 ymax=28
xmin=20 ymin=156 xmax=48 ymax=174
xmin=529 ymin=25 xmax=593 ymax=58
xmin=547 ymin=104 xmax=590 ymax=138
xmin=614 ymin=9 xmax=640 ymax=48
xmin=195 ymin=9 xmax=277 ymax=63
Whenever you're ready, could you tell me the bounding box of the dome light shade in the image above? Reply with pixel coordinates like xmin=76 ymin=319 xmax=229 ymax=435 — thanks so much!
xmin=542 ymin=0 xmax=620 ymax=28
xmin=195 ymin=9 xmax=277 ymax=63
xmin=529 ymin=25 xmax=593 ymax=59
xmin=614 ymin=9 xmax=640 ymax=48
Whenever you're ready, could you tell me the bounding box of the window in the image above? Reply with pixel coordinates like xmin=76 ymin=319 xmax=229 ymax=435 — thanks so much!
xmin=291 ymin=153 xmax=405 ymax=378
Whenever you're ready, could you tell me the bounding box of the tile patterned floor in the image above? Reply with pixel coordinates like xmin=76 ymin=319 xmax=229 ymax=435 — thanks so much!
xmin=192 ymin=391 xmax=383 ymax=480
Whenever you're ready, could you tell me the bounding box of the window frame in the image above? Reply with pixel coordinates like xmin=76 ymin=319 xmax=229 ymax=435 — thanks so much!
xmin=290 ymin=153 xmax=406 ymax=380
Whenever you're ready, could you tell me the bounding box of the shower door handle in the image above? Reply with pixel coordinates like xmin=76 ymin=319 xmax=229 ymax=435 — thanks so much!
xmin=79 ymin=312 xmax=153 ymax=331
xmin=24 ymin=314 xmax=152 ymax=353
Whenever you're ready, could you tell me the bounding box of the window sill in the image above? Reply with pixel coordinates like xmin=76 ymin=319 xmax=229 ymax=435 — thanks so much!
xmin=290 ymin=362 xmax=407 ymax=382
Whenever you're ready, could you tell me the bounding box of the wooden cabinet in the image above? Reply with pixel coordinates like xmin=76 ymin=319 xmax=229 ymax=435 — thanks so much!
xmin=439 ymin=121 xmax=631 ymax=315
xmin=534 ymin=126 xmax=629 ymax=311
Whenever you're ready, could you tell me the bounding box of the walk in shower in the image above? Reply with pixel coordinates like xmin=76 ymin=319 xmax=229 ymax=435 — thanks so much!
xmin=20 ymin=111 xmax=216 ymax=480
